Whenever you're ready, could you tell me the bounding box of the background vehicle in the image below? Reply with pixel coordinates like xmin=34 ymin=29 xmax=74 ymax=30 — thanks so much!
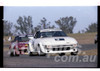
xmin=9 ymin=35 xmax=29 ymax=56
xmin=28 ymin=29 xmax=79 ymax=56
xmin=94 ymin=34 xmax=98 ymax=44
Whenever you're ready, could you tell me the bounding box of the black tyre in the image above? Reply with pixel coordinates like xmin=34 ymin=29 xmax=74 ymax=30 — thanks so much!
xmin=29 ymin=52 xmax=38 ymax=56
xmin=10 ymin=52 xmax=14 ymax=57
xmin=59 ymin=53 xmax=65 ymax=56
xmin=71 ymin=51 xmax=78 ymax=56
xmin=15 ymin=53 xmax=20 ymax=56
xmin=39 ymin=53 xmax=46 ymax=56
xmin=37 ymin=45 xmax=46 ymax=56
xmin=95 ymin=40 xmax=97 ymax=44
xmin=29 ymin=52 xmax=34 ymax=56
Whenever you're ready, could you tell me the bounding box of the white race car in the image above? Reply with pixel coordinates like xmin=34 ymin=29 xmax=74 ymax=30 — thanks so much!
xmin=28 ymin=29 xmax=79 ymax=56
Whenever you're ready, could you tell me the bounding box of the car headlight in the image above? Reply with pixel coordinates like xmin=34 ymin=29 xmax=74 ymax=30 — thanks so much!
xmin=43 ymin=45 xmax=52 ymax=48
xmin=45 ymin=45 xmax=52 ymax=48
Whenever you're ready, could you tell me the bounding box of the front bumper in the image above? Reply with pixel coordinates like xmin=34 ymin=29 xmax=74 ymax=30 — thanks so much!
xmin=40 ymin=45 xmax=78 ymax=53
xmin=19 ymin=47 xmax=28 ymax=50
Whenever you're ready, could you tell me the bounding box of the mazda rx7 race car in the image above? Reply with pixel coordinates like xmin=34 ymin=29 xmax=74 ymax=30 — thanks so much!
xmin=9 ymin=35 xmax=31 ymax=56
xmin=28 ymin=29 xmax=79 ymax=56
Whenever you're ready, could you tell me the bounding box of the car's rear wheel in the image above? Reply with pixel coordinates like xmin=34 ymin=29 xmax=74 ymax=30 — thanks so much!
xmin=39 ymin=53 xmax=46 ymax=56
xmin=29 ymin=52 xmax=38 ymax=56
xmin=29 ymin=52 xmax=34 ymax=56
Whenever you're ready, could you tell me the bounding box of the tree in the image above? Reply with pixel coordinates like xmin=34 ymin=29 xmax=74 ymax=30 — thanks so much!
xmin=34 ymin=17 xmax=56 ymax=33
xmin=48 ymin=25 xmax=55 ymax=29
xmin=34 ymin=25 xmax=42 ymax=33
xmin=14 ymin=16 xmax=33 ymax=35
xmin=78 ymin=31 xmax=81 ymax=33
xmin=85 ymin=23 xmax=97 ymax=33
xmin=39 ymin=17 xmax=55 ymax=29
xmin=39 ymin=17 xmax=49 ymax=29
xmin=55 ymin=16 xmax=77 ymax=34
xmin=4 ymin=20 xmax=13 ymax=36
xmin=82 ymin=30 xmax=85 ymax=33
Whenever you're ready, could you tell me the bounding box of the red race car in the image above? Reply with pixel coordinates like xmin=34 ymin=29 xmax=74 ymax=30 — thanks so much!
xmin=9 ymin=35 xmax=30 ymax=57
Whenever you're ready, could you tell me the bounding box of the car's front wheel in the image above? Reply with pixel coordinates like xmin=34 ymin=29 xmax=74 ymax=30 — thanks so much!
xmin=59 ymin=53 xmax=66 ymax=56
xmin=15 ymin=52 xmax=20 ymax=56
xmin=10 ymin=49 xmax=20 ymax=57
xmin=10 ymin=52 xmax=14 ymax=57
xmin=37 ymin=45 xmax=46 ymax=56
xmin=29 ymin=52 xmax=33 ymax=56
xmin=71 ymin=51 xmax=78 ymax=55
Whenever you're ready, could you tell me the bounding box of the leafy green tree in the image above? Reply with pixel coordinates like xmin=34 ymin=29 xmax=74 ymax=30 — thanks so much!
xmin=85 ymin=23 xmax=97 ymax=33
xmin=34 ymin=17 xmax=55 ymax=32
xmin=14 ymin=16 xmax=33 ymax=35
xmin=78 ymin=31 xmax=81 ymax=33
xmin=4 ymin=20 xmax=13 ymax=36
xmin=39 ymin=17 xmax=55 ymax=29
xmin=34 ymin=25 xmax=42 ymax=33
xmin=55 ymin=16 xmax=77 ymax=34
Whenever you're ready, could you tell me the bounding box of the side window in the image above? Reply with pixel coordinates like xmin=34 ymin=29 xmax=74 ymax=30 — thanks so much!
xmin=34 ymin=31 xmax=41 ymax=38
xmin=14 ymin=37 xmax=17 ymax=41
xmin=14 ymin=36 xmax=19 ymax=41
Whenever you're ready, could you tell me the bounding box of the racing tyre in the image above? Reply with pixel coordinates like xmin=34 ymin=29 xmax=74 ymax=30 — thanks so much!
xmin=37 ymin=45 xmax=46 ymax=56
xmin=95 ymin=40 xmax=97 ymax=44
xmin=71 ymin=51 xmax=78 ymax=56
xmin=10 ymin=52 xmax=14 ymax=57
xmin=59 ymin=53 xmax=65 ymax=56
xmin=15 ymin=53 xmax=20 ymax=56
xmin=29 ymin=52 xmax=34 ymax=56
xmin=39 ymin=53 xmax=46 ymax=56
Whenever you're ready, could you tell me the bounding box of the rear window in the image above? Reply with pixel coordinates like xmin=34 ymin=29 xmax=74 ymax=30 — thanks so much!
xmin=18 ymin=37 xmax=29 ymax=42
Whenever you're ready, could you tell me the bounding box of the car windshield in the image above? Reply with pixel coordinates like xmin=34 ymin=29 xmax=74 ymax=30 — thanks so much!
xmin=18 ymin=37 xmax=29 ymax=42
xmin=41 ymin=31 xmax=67 ymax=38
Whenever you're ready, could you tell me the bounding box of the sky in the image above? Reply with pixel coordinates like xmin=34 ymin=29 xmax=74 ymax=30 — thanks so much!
xmin=4 ymin=6 xmax=97 ymax=33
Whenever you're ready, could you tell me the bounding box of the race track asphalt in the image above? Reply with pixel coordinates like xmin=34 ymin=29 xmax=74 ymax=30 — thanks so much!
xmin=3 ymin=44 xmax=97 ymax=68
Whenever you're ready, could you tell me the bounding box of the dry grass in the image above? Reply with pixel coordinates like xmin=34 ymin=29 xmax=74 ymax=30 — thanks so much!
xmin=79 ymin=49 xmax=97 ymax=55
xmin=4 ymin=48 xmax=9 ymax=52
xmin=68 ymin=32 xmax=97 ymax=44
xmin=3 ymin=36 xmax=15 ymax=45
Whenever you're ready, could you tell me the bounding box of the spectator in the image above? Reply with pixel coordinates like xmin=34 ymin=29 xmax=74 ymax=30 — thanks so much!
xmin=8 ymin=36 xmax=12 ymax=41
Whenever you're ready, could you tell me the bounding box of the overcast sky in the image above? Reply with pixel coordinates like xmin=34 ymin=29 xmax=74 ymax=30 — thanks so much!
xmin=4 ymin=6 xmax=97 ymax=33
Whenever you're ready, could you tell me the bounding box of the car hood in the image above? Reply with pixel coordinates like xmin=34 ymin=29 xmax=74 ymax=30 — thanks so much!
xmin=18 ymin=41 xmax=29 ymax=45
xmin=38 ymin=37 xmax=78 ymax=45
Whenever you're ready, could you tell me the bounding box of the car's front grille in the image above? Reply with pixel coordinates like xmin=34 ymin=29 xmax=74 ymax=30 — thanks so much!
xmin=52 ymin=47 xmax=71 ymax=51
xmin=52 ymin=45 xmax=73 ymax=47
xmin=51 ymin=45 xmax=73 ymax=51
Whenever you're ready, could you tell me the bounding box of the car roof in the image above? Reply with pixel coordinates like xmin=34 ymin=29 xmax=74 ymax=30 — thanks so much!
xmin=15 ymin=34 xmax=33 ymax=37
xmin=40 ymin=28 xmax=62 ymax=32
xmin=15 ymin=36 xmax=26 ymax=38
